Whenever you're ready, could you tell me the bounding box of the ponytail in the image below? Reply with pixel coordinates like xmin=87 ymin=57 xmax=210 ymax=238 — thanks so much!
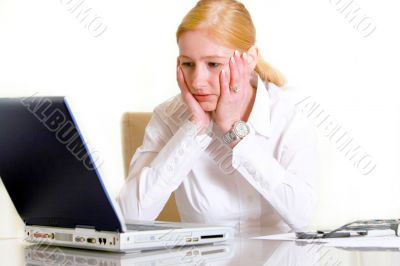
xmin=255 ymin=55 xmax=287 ymax=87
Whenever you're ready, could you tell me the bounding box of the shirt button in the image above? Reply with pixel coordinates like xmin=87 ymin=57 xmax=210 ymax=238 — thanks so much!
xmin=186 ymin=123 xmax=197 ymax=136
xmin=182 ymin=138 xmax=192 ymax=150
xmin=173 ymin=156 xmax=180 ymax=165
xmin=166 ymin=163 xmax=174 ymax=172
xmin=247 ymin=165 xmax=256 ymax=176
xmin=254 ymin=172 xmax=262 ymax=182
xmin=260 ymin=180 xmax=269 ymax=190
xmin=177 ymin=148 xmax=184 ymax=157
xmin=232 ymin=158 xmax=239 ymax=167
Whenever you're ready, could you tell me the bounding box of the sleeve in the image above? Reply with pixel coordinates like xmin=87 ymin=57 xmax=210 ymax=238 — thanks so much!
xmin=117 ymin=108 xmax=212 ymax=221
xmin=232 ymin=111 xmax=318 ymax=230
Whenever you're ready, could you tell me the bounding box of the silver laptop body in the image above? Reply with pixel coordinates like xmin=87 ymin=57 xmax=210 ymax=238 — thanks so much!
xmin=25 ymin=221 xmax=233 ymax=252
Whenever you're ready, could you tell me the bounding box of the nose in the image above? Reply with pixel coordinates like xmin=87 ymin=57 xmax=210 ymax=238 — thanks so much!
xmin=190 ymin=65 xmax=209 ymax=92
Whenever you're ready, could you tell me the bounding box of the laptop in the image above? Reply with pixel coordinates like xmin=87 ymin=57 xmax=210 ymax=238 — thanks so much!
xmin=0 ymin=96 xmax=234 ymax=252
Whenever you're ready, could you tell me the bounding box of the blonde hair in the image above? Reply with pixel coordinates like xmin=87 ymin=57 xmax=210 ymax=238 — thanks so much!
xmin=176 ymin=0 xmax=286 ymax=87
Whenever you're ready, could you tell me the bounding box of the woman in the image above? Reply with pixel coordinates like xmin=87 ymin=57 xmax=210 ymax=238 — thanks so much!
xmin=118 ymin=0 xmax=318 ymax=235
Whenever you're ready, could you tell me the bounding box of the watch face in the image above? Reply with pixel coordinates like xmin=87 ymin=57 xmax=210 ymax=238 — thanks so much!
xmin=233 ymin=121 xmax=249 ymax=138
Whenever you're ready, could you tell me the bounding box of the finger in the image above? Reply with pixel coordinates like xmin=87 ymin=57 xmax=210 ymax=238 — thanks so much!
xmin=177 ymin=67 xmax=192 ymax=101
xmin=177 ymin=66 xmax=202 ymax=112
xmin=234 ymin=50 xmax=244 ymax=80
xmin=219 ymin=68 xmax=230 ymax=100
xmin=177 ymin=66 xmax=189 ymax=93
xmin=242 ymin=52 xmax=251 ymax=77
xmin=229 ymin=53 xmax=239 ymax=91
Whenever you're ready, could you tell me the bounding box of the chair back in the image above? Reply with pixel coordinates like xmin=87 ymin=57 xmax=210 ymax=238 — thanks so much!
xmin=121 ymin=112 xmax=180 ymax=222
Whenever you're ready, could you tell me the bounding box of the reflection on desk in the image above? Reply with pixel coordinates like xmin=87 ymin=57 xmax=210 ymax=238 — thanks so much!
xmin=24 ymin=243 xmax=233 ymax=266
xmin=24 ymin=241 xmax=315 ymax=266
xmin=24 ymin=240 xmax=321 ymax=266
xmin=1 ymin=238 xmax=400 ymax=266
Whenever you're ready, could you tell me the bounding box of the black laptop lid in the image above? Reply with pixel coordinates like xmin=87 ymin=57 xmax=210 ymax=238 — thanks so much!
xmin=0 ymin=96 xmax=123 ymax=232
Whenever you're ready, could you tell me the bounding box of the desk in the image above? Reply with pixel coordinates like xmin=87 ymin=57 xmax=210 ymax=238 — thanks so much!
xmin=1 ymin=237 xmax=399 ymax=265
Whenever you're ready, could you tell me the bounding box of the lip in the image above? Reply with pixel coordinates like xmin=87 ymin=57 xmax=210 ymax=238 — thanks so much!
xmin=194 ymin=94 xmax=214 ymax=101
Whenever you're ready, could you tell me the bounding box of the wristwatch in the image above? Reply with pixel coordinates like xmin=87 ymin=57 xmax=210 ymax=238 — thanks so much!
xmin=222 ymin=120 xmax=250 ymax=144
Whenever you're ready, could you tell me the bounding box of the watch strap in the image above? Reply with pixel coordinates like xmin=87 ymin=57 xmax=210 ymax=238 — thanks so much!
xmin=222 ymin=129 xmax=238 ymax=144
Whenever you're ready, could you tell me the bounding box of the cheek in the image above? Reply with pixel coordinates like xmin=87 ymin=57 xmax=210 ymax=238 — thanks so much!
xmin=213 ymin=82 xmax=220 ymax=95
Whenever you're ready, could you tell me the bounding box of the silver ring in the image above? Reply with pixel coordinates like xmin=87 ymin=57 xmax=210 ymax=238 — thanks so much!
xmin=232 ymin=86 xmax=240 ymax=93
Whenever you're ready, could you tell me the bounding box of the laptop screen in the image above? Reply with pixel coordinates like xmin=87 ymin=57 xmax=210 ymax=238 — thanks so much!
xmin=0 ymin=96 xmax=123 ymax=232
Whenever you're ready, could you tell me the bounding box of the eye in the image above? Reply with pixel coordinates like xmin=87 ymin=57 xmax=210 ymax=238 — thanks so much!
xmin=181 ymin=62 xmax=194 ymax=68
xmin=208 ymin=62 xmax=221 ymax=68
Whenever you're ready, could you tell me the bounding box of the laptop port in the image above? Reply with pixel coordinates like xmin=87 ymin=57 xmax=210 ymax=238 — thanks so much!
xmin=33 ymin=233 xmax=49 ymax=239
xmin=75 ymin=237 xmax=85 ymax=242
xmin=192 ymin=237 xmax=199 ymax=242
xmin=200 ymin=234 xmax=224 ymax=239
xmin=87 ymin=238 xmax=96 ymax=244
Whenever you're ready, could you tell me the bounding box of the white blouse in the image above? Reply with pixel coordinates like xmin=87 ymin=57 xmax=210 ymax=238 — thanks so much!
xmin=117 ymin=77 xmax=318 ymax=236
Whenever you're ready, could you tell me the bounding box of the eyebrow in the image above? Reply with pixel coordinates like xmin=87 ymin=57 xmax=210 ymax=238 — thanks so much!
xmin=179 ymin=55 xmax=228 ymax=60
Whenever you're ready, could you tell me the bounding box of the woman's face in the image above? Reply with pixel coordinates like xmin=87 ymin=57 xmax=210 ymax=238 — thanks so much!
xmin=178 ymin=30 xmax=234 ymax=112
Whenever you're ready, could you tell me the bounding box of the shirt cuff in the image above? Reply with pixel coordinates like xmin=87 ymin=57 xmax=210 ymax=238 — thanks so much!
xmin=149 ymin=119 xmax=212 ymax=187
xmin=232 ymin=125 xmax=286 ymax=191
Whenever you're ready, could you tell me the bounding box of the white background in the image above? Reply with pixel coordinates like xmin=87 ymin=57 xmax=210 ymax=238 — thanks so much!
xmin=0 ymin=0 xmax=399 ymax=238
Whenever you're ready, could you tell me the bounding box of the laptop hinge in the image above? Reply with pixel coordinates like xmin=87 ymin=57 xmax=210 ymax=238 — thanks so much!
xmin=75 ymin=225 xmax=120 ymax=233
xmin=75 ymin=225 xmax=96 ymax=230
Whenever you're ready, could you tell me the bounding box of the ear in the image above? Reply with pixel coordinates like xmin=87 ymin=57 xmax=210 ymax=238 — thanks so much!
xmin=246 ymin=45 xmax=259 ymax=71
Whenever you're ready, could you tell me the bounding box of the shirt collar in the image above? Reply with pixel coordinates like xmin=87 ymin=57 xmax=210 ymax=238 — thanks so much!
xmin=248 ymin=75 xmax=272 ymax=138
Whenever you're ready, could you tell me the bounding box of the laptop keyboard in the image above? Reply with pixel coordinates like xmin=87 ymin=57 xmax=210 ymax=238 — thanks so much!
xmin=125 ymin=224 xmax=178 ymax=231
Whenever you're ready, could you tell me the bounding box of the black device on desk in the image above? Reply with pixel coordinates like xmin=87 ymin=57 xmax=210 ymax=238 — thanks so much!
xmin=296 ymin=219 xmax=400 ymax=239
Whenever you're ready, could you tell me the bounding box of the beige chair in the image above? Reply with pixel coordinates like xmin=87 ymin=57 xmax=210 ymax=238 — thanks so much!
xmin=121 ymin=112 xmax=180 ymax=222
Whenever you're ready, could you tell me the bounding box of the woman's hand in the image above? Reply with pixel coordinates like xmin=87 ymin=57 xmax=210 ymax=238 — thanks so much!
xmin=177 ymin=66 xmax=211 ymax=133
xmin=212 ymin=50 xmax=251 ymax=133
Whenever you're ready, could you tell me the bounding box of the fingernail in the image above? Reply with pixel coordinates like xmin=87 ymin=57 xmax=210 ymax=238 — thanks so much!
xmin=234 ymin=50 xmax=240 ymax=57
xmin=243 ymin=52 xmax=250 ymax=63
xmin=231 ymin=56 xmax=235 ymax=64
xmin=221 ymin=68 xmax=225 ymax=76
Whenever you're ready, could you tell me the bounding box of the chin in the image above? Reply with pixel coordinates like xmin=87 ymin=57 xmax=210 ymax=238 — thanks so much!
xmin=199 ymin=102 xmax=217 ymax=112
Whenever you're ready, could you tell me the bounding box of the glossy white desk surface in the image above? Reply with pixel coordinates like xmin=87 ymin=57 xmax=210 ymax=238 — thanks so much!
xmin=1 ymin=237 xmax=400 ymax=266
